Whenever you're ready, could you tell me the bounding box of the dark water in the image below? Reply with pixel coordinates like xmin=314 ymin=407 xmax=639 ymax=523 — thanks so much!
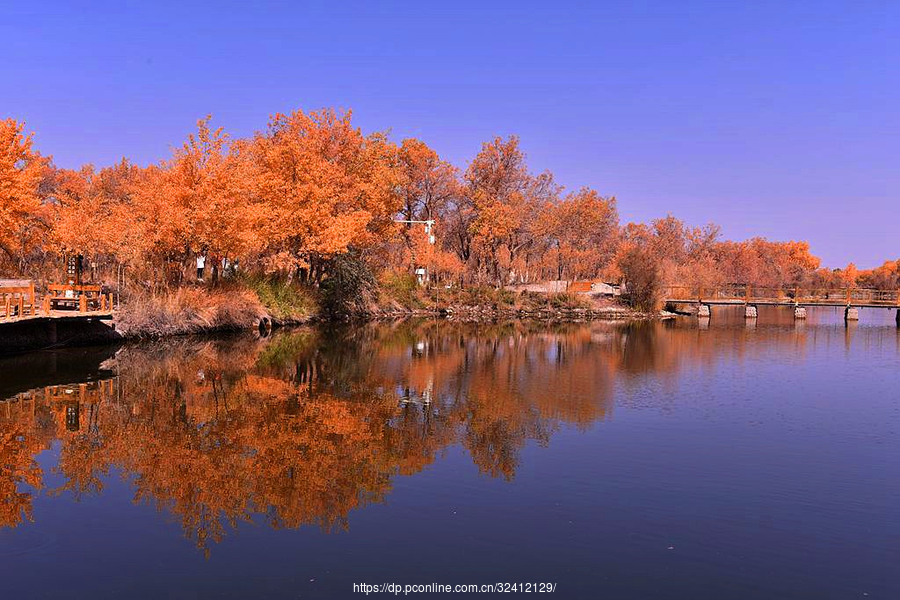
xmin=1 ymin=307 xmax=897 ymax=599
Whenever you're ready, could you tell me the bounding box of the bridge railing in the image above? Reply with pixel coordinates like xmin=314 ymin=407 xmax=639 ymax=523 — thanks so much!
xmin=1 ymin=280 xmax=117 ymax=322
xmin=662 ymin=285 xmax=900 ymax=306
xmin=1 ymin=281 xmax=37 ymax=320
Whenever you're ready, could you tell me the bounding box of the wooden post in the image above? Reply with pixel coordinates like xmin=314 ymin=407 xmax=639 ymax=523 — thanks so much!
xmin=18 ymin=295 xmax=24 ymax=317
xmin=79 ymin=294 xmax=87 ymax=313
xmin=29 ymin=282 xmax=36 ymax=315
xmin=42 ymin=296 xmax=50 ymax=316
xmin=846 ymin=287 xmax=851 ymax=306
xmin=100 ymin=294 xmax=106 ymax=311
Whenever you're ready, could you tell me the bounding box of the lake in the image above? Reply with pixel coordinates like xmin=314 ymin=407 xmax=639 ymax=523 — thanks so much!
xmin=1 ymin=308 xmax=897 ymax=598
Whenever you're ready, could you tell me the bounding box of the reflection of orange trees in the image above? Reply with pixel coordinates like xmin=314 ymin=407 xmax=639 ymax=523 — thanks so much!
xmin=0 ymin=395 xmax=56 ymax=528
xmin=326 ymin=321 xmax=617 ymax=479
xmin=4 ymin=320 xmax=769 ymax=543
xmin=625 ymin=318 xmax=810 ymax=377
xmin=87 ymin=387 xmax=445 ymax=555
xmin=49 ymin=381 xmax=113 ymax=499
xmin=0 ymin=424 xmax=45 ymax=528
xmin=450 ymin=324 xmax=614 ymax=479
xmin=32 ymin=336 xmax=450 ymax=554
xmin=1 ymin=321 xmax=635 ymax=550
xmin=1 ymin=384 xmax=116 ymax=528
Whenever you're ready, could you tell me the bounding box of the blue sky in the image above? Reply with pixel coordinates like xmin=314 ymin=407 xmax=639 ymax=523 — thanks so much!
xmin=2 ymin=1 xmax=896 ymax=267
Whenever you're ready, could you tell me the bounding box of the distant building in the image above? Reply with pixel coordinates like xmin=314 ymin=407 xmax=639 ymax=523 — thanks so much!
xmin=591 ymin=282 xmax=620 ymax=296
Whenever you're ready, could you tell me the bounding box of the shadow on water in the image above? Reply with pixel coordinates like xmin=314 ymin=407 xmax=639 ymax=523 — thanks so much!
xmin=0 ymin=344 xmax=119 ymax=398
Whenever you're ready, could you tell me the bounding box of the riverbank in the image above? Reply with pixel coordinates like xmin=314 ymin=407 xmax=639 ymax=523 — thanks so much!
xmin=113 ymin=281 xmax=315 ymax=339
xmin=0 ymin=279 xmax=667 ymax=354
xmin=367 ymin=304 xmax=661 ymax=322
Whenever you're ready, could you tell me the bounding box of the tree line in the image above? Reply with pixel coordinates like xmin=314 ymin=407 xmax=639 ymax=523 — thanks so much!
xmin=2 ymin=112 xmax=897 ymax=299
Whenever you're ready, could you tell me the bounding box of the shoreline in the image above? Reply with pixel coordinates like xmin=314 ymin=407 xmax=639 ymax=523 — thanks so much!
xmin=364 ymin=304 xmax=666 ymax=322
xmin=0 ymin=304 xmax=669 ymax=356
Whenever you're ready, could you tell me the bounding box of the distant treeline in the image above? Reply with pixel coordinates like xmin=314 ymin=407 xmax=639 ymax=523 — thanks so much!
xmin=2 ymin=112 xmax=897 ymax=295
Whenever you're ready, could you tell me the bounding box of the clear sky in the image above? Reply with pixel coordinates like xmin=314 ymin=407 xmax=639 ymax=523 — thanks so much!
xmin=2 ymin=1 xmax=896 ymax=268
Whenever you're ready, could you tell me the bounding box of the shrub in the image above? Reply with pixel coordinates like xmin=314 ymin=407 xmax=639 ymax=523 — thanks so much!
xmin=379 ymin=271 xmax=422 ymax=308
xmin=547 ymin=292 xmax=590 ymax=309
xmin=516 ymin=291 xmax=590 ymax=311
xmin=320 ymin=251 xmax=378 ymax=319
xmin=618 ymin=246 xmax=661 ymax=311
xmin=242 ymin=274 xmax=317 ymax=320
xmin=450 ymin=285 xmax=517 ymax=308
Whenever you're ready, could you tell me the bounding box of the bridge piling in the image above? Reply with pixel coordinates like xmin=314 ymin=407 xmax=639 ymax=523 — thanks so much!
xmin=794 ymin=305 xmax=807 ymax=319
xmin=698 ymin=304 xmax=710 ymax=318
xmin=845 ymin=306 xmax=859 ymax=322
xmin=745 ymin=305 xmax=758 ymax=318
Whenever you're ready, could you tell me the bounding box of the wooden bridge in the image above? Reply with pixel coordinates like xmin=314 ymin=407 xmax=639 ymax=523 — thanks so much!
xmin=662 ymin=284 xmax=900 ymax=324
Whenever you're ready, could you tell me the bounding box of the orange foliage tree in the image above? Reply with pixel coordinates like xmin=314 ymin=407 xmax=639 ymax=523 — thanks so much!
xmin=0 ymin=119 xmax=48 ymax=270
xmin=463 ymin=136 xmax=558 ymax=285
xmin=3 ymin=108 xmax=892 ymax=298
xmin=248 ymin=109 xmax=400 ymax=281
xmin=536 ymin=187 xmax=619 ymax=282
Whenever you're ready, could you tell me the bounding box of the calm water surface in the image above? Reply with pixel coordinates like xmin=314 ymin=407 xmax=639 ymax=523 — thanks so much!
xmin=1 ymin=307 xmax=897 ymax=598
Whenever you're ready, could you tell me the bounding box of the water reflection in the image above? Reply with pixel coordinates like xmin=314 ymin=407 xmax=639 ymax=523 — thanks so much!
xmin=1 ymin=315 xmax=898 ymax=555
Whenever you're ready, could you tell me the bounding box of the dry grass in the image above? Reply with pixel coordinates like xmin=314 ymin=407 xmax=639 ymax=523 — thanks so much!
xmin=515 ymin=291 xmax=592 ymax=311
xmin=116 ymin=286 xmax=267 ymax=338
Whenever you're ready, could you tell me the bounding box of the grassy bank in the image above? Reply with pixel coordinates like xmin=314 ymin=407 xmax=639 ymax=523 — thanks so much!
xmin=115 ymin=277 xmax=317 ymax=338
xmin=375 ymin=273 xmax=596 ymax=313
xmin=112 ymin=274 xmax=651 ymax=339
xmin=372 ymin=274 xmax=653 ymax=320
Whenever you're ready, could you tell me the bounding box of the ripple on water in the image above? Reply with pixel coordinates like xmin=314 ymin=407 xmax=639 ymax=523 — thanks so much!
xmin=0 ymin=528 xmax=56 ymax=557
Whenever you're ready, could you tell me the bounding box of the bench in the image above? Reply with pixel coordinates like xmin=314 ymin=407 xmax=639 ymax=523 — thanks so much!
xmin=46 ymin=284 xmax=111 ymax=312
xmin=0 ymin=280 xmax=37 ymax=319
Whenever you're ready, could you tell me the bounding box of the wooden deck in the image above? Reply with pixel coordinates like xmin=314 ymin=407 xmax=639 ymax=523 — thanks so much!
xmin=0 ymin=309 xmax=114 ymax=323
xmin=1 ymin=280 xmax=115 ymax=323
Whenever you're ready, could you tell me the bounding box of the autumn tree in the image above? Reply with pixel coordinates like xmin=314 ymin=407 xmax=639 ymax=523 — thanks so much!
xmin=857 ymin=259 xmax=900 ymax=290
xmin=168 ymin=117 xmax=260 ymax=281
xmin=396 ymin=138 xmax=458 ymax=224
xmin=249 ymin=109 xmax=400 ymax=282
xmin=46 ymin=164 xmax=138 ymax=265
xmin=390 ymin=138 xmax=462 ymax=279
xmin=462 ymin=136 xmax=558 ymax=285
xmin=714 ymin=238 xmax=819 ymax=289
xmin=840 ymin=262 xmax=859 ymax=287
xmin=536 ymin=187 xmax=619 ymax=283
xmin=0 ymin=119 xmax=48 ymax=270
xmin=617 ymin=240 xmax=662 ymax=311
